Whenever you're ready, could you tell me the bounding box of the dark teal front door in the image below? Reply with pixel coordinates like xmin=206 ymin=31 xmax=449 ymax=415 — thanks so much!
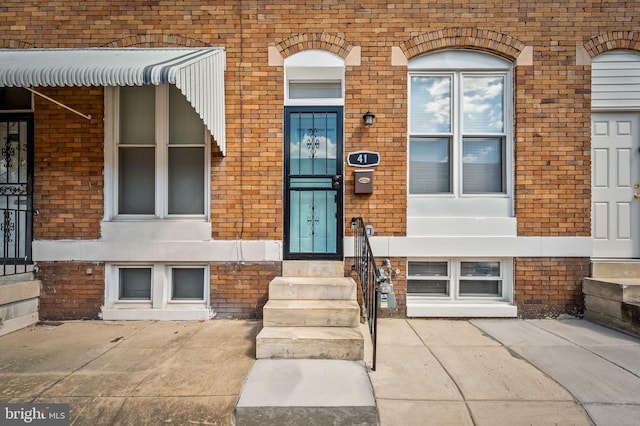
xmin=284 ymin=107 xmax=343 ymax=260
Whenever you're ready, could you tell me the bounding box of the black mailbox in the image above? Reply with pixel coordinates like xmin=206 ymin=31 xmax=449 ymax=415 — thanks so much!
xmin=354 ymin=169 xmax=373 ymax=194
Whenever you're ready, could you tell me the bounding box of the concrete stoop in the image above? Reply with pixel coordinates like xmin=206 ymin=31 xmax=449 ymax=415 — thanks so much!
xmin=234 ymin=359 xmax=378 ymax=426
xmin=583 ymin=262 xmax=640 ymax=336
xmin=0 ymin=276 xmax=39 ymax=337
xmin=256 ymin=268 xmax=365 ymax=360
xmin=241 ymin=262 xmax=375 ymax=424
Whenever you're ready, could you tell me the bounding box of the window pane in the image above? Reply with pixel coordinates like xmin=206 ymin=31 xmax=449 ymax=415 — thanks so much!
xmin=169 ymin=85 xmax=205 ymax=145
xmin=462 ymin=138 xmax=503 ymax=193
xmin=408 ymin=279 xmax=449 ymax=294
xmin=289 ymin=81 xmax=341 ymax=99
xmin=410 ymin=75 xmax=451 ymax=134
xmin=120 ymin=86 xmax=155 ymax=145
xmin=408 ymin=261 xmax=448 ymax=277
xmin=463 ymin=76 xmax=504 ymax=134
xmin=461 ymin=261 xmax=501 ymax=277
xmin=459 ymin=280 xmax=501 ymax=296
xmin=409 ymin=138 xmax=451 ymax=194
xmin=118 ymin=147 xmax=155 ymax=214
xmin=172 ymin=268 xmax=205 ymax=300
xmin=168 ymin=147 xmax=205 ymax=215
xmin=119 ymin=268 xmax=151 ymax=300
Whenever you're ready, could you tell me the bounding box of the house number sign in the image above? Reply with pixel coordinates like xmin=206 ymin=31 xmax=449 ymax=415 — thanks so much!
xmin=347 ymin=151 xmax=380 ymax=167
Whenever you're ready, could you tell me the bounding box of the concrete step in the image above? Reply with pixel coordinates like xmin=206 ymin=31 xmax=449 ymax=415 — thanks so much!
xmin=256 ymin=326 xmax=364 ymax=360
xmin=282 ymin=261 xmax=344 ymax=278
xmin=583 ymin=277 xmax=640 ymax=337
xmin=583 ymin=278 xmax=640 ymax=302
xmin=234 ymin=359 xmax=377 ymax=426
xmin=263 ymin=300 xmax=360 ymax=327
xmin=591 ymin=261 xmax=640 ymax=279
xmin=269 ymin=276 xmax=356 ymax=300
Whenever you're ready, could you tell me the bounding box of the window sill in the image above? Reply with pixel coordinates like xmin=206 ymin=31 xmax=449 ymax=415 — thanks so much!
xmin=101 ymin=305 xmax=213 ymax=321
xmin=101 ymin=220 xmax=212 ymax=242
xmin=406 ymin=299 xmax=517 ymax=318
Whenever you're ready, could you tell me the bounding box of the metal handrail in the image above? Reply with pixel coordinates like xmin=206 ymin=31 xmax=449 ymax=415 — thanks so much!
xmin=0 ymin=207 xmax=34 ymax=277
xmin=351 ymin=217 xmax=382 ymax=371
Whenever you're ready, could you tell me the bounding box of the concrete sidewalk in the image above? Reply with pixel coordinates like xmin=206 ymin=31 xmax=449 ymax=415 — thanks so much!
xmin=0 ymin=320 xmax=260 ymax=425
xmin=1 ymin=318 xmax=639 ymax=425
xmin=371 ymin=318 xmax=640 ymax=426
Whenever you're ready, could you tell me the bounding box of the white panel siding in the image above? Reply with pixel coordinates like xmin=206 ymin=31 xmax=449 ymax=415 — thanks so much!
xmin=592 ymin=51 xmax=640 ymax=110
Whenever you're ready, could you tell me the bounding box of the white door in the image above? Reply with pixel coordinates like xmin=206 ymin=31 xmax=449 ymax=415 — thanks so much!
xmin=592 ymin=112 xmax=640 ymax=258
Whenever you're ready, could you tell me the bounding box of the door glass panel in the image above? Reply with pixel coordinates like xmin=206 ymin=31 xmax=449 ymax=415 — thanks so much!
xmin=289 ymin=112 xmax=337 ymax=176
xmin=289 ymin=190 xmax=337 ymax=254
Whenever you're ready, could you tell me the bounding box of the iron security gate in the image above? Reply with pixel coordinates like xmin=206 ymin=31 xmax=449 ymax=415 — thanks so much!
xmin=0 ymin=115 xmax=33 ymax=269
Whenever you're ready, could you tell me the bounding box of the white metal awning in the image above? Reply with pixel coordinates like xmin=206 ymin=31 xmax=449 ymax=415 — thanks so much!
xmin=0 ymin=48 xmax=226 ymax=154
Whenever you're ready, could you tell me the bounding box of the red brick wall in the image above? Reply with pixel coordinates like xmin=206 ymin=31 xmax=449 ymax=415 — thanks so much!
xmin=210 ymin=262 xmax=281 ymax=319
xmin=32 ymin=87 xmax=104 ymax=240
xmin=38 ymin=262 xmax=105 ymax=320
xmin=515 ymin=257 xmax=590 ymax=318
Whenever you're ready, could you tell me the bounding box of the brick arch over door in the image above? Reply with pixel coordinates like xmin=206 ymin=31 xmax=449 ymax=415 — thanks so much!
xmin=276 ymin=33 xmax=354 ymax=59
xmin=584 ymin=31 xmax=640 ymax=57
xmin=400 ymin=27 xmax=525 ymax=61
xmin=102 ymin=34 xmax=210 ymax=48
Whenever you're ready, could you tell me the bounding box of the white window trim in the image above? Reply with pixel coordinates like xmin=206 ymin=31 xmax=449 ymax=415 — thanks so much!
xmin=407 ymin=50 xmax=514 ymax=220
xmin=406 ymin=258 xmax=514 ymax=303
xmin=103 ymin=263 xmax=211 ymax=321
xmin=406 ymin=258 xmax=516 ymax=318
xmin=104 ymin=85 xmax=211 ymax=221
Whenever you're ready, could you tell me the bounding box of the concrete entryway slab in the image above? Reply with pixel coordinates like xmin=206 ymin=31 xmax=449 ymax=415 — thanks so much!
xmin=234 ymin=359 xmax=377 ymax=425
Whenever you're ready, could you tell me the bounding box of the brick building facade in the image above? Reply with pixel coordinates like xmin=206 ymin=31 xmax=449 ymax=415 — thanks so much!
xmin=0 ymin=1 xmax=638 ymax=320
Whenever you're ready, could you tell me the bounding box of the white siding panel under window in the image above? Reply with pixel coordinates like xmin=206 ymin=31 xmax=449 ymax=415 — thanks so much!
xmin=592 ymin=51 xmax=640 ymax=110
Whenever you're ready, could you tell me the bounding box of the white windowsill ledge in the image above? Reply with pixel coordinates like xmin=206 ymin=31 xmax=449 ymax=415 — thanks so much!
xmin=101 ymin=306 xmax=213 ymax=321
xmin=407 ymin=302 xmax=517 ymax=318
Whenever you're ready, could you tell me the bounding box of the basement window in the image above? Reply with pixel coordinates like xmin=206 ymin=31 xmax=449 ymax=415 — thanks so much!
xmin=408 ymin=259 xmax=510 ymax=301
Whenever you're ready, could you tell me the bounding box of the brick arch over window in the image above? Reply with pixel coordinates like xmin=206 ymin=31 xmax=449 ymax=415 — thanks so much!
xmin=276 ymin=33 xmax=354 ymax=59
xmin=584 ymin=31 xmax=640 ymax=57
xmin=102 ymin=34 xmax=210 ymax=48
xmin=400 ymin=27 xmax=525 ymax=61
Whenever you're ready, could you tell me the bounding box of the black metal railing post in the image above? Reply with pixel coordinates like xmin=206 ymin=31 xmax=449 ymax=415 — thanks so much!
xmin=350 ymin=217 xmax=385 ymax=371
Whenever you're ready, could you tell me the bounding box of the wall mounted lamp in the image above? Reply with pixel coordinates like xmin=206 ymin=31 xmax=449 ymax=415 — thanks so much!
xmin=362 ymin=110 xmax=375 ymax=126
